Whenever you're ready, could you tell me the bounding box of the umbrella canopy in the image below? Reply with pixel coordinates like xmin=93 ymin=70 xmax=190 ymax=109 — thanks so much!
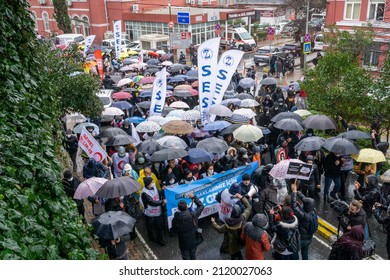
xmin=147 ymin=115 xmax=164 ymax=124
xmin=168 ymin=76 xmax=186 ymax=83
xmin=99 ymin=127 xmax=128 ymax=138
xmin=105 ymin=134 xmax=137 ymax=146
xmin=135 ymin=120 xmax=161 ymax=133
xmin=148 ymin=51 xmax=159 ymax=57
xmin=209 ymin=104 xmax=233 ymax=117
xmin=117 ymin=78 xmax=133 ymax=87
xmin=132 ymin=75 xmax=144 ymax=83
xmin=74 ymin=177 xmax=108 ymax=199
xmin=162 ymin=61 xmax=173 ymax=66
xmin=196 ymin=137 xmax=229 ymax=154
xmin=260 ymin=77 xmax=278 ymax=85
xmin=203 ymin=120 xmax=231 ymax=131
xmin=294 ymin=136 xmax=325 ymax=151
xmin=126 ymin=116 xmax=145 ymax=124
xmin=136 ymin=138 xmax=163 ymax=155
xmin=240 ymin=99 xmax=260 ymax=108
xmin=303 ymin=115 xmax=337 ymax=130
xmin=162 ymin=120 xmax=194 ymax=134
xmin=221 ymin=98 xmax=241 ymax=107
xmin=96 ymin=176 xmax=141 ymax=198
xmin=102 ymin=107 xmax=125 ymax=116
xmin=337 ymin=130 xmax=371 ymax=140
xmin=293 ymin=109 xmax=312 ymax=117
xmin=351 ymin=148 xmax=386 ymax=163
xmin=111 ymin=101 xmax=133 ymax=111
xmin=169 ymin=64 xmax=185 ymax=72
xmin=186 ymin=69 xmax=198 ymax=78
xmin=381 ymin=169 xmax=390 ymax=183
xmin=191 ymin=128 xmax=210 ymax=138
xmin=236 ymin=93 xmax=254 ymax=100
xmin=172 ymin=90 xmax=192 ymax=98
xmin=233 ymin=125 xmax=263 ymax=143
xmin=146 ymin=59 xmax=160 ymax=65
xmin=157 ymin=135 xmax=188 ymax=149
xmin=239 ymin=77 xmax=255 ymax=89
xmin=269 ymin=159 xmax=305 ymax=180
xmin=137 ymin=101 xmax=152 ymax=109
xmin=285 ymin=82 xmax=300 ymax=92
xmin=234 ymin=108 xmax=257 ymax=119
xmin=138 ymin=90 xmax=153 ymax=98
xmin=112 ymin=91 xmax=132 ymax=100
xmin=159 ymin=116 xmax=181 ymax=126
xmin=166 ymin=109 xmax=185 ymax=119
xmin=73 ymin=122 xmax=99 ymax=134
xmin=271 ymin=112 xmax=303 ymax=123
xmin=322 ymin=137 xmax=359 ymax=154
xmin=225 ymin=113 xmax=250 ymax=124
xmin=137 ymin=76 xmax=155 ymax=85
xmin=91 ymin=211 xmax=136 ymax=240
xmin=274 ymin=118 xmax=304 ymax=131
xmin=181 ymin=110 xmax=201 ymax=121
xmin=61 ymin=113 xmax=87 ymax=125
xmin=175 ymin=84 xmax=192 ymax=91
xmin=184 ymin=148 xmax=214 ymax=164
xmin=220 ymin=123 xmax=243 ymax=135
xmin=150 ymin=148 xmax=188 ymax=161
xmin=192 ymin=80 xmax=199 ymax=88
xmin=169 ymin=101 xmax=190 ymax=109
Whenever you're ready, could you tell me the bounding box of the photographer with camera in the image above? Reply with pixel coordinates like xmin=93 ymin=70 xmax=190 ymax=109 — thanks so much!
xmin=338 ymin=199 xmax=367 ymax=233
xmin=373 ymin=201 xmax=390 ymax=259
xmin=353 ymin=175 xmax=381 ymax=218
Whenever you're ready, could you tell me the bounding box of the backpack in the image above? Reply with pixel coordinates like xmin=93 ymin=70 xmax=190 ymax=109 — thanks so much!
xmin=286 ymin=228 xmax=301 ymax=253
xmin=308 ymin=212 xmax=319 ymax=235
xmin=328 ymin=240 xmax=343 ymax=260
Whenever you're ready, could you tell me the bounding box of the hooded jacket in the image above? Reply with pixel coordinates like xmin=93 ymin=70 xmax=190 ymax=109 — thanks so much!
xmin=241 ymin=215 xmax=271 ymax=260
xmin=291 ymin=191 xmax=316 ymax=240
xmin=172 ymin=196 xmax=204 ymax=250
xmin=353 ymin=175 xmax=380 ymax=218
xmin=269 ymin=211 xmax=299 ymax=255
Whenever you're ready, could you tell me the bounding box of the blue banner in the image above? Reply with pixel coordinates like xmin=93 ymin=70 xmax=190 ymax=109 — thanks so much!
xmin=165 ymin=162 xmax=258 ymax=228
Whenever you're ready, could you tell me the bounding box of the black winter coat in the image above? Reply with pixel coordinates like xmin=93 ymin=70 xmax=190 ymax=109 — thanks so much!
xmin=324 ymin=153 xmax=341 ymax=178
xmin=172 ymin=196 xmax=204 ymax=250
xmin=291 ymin=191 xmax=315 ymax=240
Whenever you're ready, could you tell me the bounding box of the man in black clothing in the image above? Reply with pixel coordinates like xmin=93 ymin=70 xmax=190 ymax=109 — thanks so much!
xmin=61 ymin=170 xmax=85 ymax=220
xmin=172 ymin=193 xmax=204 ymax=260
xmin=339 ymin=199 xmax=367 ymax=233
xmin=63 ymin=129 xmax=79 ymax=172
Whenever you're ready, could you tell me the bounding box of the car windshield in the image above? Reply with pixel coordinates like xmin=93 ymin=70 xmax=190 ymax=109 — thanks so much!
xmin=238 ymin=31 xmax=252 ymax=40
xmin=257 ymin=49 xmax=270 ymax=54
xmin=128 ymin=42 xmax=139 ymax=48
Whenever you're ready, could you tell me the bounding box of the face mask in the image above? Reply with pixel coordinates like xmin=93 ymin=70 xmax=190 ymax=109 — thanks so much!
xmin=208 ymin=170 xmax=213 ymax=175
xmin=66 ymin=135 xmax=71 ymax=138
xmin=169 ymin=179 xmax=175 ymax=184
xmin=138 ymin=158 xmax=145 ymax=164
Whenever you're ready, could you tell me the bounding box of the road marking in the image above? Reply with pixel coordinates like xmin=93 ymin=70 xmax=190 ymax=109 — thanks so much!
xmin=313 ymin=234 xmax=332 ymax=249
xmin=135 ymin=228 xmax=158 ymax=260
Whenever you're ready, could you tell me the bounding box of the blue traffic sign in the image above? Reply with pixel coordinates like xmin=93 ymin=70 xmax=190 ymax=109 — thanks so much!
xmin=303 ymin=42 xmax=311 ymax=54
xmin=177 ymin=12 xmax=190 ymax=24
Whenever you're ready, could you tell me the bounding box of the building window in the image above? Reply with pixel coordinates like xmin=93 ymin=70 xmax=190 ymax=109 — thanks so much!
xmin=42 ymin=12 xmax=50 ymax=32
xmin=72 ymin=16 xmax=81 ymax=34
xmin=82 ymin=16 xmax=90 ymax=36
xmin=344 ymin=0 xmax=361 ymax=20
xmin=363 ymin=42 xmax=381 ymax=67
xmin=368 ymin=0 xmax=385 ymax=20
xmin=31 ymin=12 xmax=38 ymax=31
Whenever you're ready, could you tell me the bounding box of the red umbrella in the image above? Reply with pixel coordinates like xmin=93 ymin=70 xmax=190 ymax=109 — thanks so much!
xmin=137 ymin=76 xmax=155 ymax=85
xmin=112 ymin=91 xmax=132 ymax=100
xmin=189 ymin=88 xmax=198 ymax=96
xmin=148 ymin=51 xmax=159 ymax=57
xmin=192 ymin=80 xmax=198 ymax=88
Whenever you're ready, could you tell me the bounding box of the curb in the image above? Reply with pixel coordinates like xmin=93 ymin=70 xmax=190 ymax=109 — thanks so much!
xmin=317 ymin=217 xmax=339 ymax=243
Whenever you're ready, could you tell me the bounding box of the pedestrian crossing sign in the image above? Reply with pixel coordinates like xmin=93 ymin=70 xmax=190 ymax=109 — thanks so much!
xmin=303 ymin=42 xmax=311 ymax=54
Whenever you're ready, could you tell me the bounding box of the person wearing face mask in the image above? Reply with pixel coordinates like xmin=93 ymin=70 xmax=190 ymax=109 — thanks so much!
xmin=200 ymin=163 xmax=217 ymax=179
xmin=353 ymin=175 xmax=381 ymax=219
xmin=162 ymin=159 xmax=183 ymax=183
xmin=161 ymin=171 xmax=179 ymax=188
xmin=63 ymin=129 xmax=79 ymax=172
xmin=323 ymin=152 xmax=342 ymax=202
xmin=121 ymin=120 xmax=132 ymax=136
xmin=138 ymin=166 xmax=161 ymax=194
xmin=262 ymin=94 xmax=274 ymax=109
xmin=111 ymin=146 xmax=131 ymax=178
xmin=233 ymin=147 xmax=251 ymax=168
xmin=61 ymin=170 xmax=85 ymax=221
xmin=258 ymin=106 xmax=272 ymax=127
xmin=269 ymin=102 xmax=281 ymax=119
xmin=133 ymin=153 xmax=148 ymax=174
xmin=151 ymin=161 xmax=163 ymax=183
xmin=122 ymin=163 xmax=139 ymax=180
xmin=300 ymin=128 xmax=315 ymax=141
xmin=276 ymin=98 xmax=287 ymax=112
xmin=180 ymin=169 xmax=197 ymax=185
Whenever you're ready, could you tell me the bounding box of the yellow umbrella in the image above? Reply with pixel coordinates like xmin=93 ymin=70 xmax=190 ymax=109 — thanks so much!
xmin=351 ymin=148 xmax=386 ymax=163
xmin=120 ymin=52 xmax=129 ymax=59
xmin=127 ymin=50 xmax=139 ymax=55
xmin=233 ymin=125 xmax=263 ymax=143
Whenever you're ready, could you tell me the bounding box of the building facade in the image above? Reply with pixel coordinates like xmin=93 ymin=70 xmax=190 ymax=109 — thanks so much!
xmin=326 ymin=0 xmax=390 ymax=70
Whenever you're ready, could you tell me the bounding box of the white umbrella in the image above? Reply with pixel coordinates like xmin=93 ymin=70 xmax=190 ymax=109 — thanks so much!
xmin=102 ymin=107 xmax=124 ymax=116
xmin=233 ymin=125 xmax=263 ymax=143
xmin=157 ymin=135 xmax=188 ymax=149
xmin=240 ymin=99 xmax=260 ymax=108
xmin=293 ymin=109 xmax=312 ymax=117
xmin=159 ymin=116 xmax=181 ymax=126
xmin=166 ymin=109 xmax=185 ymax=119
xmin=135 ymin=120 xmax=161 ymax=133
xmin=156 ymin=50 xmax=166 ymax=55
xmin=209 ymin=104 xmax=233 ymax=117
xmin=162 ymin=61 xmax=173 ymax=66
xmin=234 ymin=108 xmax=257 ymax=119
xmin=62 ymin=113 xmax=87 ymax=130
xmin=147 ymin=115 xmax=164 ymax=124
xmin=181 ymin=110 xmax=201 ymax=121
xmin=116 ymin=78 xmax=133 ymax=87
xmin=169 ymin=101 xmax=190 ymax=109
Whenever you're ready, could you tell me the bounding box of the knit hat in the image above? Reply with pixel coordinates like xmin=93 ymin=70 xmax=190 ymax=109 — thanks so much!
xmin=242 ymin=173 xmax=251 ymax=181
xmin=252 ymin=213 xmax=269 ymax=229
xmin=63 ymin=169 xmax=72 ymax=180
xmin=143 ymin=176 xmax=153 ymax=188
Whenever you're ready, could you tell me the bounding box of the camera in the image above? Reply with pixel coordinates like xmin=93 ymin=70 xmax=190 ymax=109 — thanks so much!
xmin=330 ymin=199 xmax=349 ymax=217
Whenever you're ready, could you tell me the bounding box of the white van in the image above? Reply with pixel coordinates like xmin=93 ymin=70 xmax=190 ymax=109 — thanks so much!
xmin=56 ymin=33 xmax=85 ymax=46
xmin=220 ymin=27 xmax=256 ymax=51
xmin=313 ymin=33 xmax=325 ymax=51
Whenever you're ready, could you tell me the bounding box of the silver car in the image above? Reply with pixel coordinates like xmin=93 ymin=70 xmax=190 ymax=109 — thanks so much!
xmin=254 ymin=46 xmax=280 ymax=64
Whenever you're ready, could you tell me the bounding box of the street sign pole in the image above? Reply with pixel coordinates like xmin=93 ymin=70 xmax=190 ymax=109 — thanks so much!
xmin=303 ymin=0 xmax=310 ymax=69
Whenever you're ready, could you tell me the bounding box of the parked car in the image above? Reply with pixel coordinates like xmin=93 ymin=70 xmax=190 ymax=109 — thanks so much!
xmin=281 ymin=43 xmax=301 ymax=57
xmin=101 ymin=39 xmax=132 ymax=49
xmin=254 ymin=46 xmax=280 ymax=64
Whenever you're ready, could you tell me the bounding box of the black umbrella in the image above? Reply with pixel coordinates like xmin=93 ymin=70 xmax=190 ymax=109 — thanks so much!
xmin=146 ymin=59 xmax=160 ymax=65
xmin=274 ymin=118 xmax=304 ymax=131
xmin=95 ymin=176 xmax=141 ymax=198
xmin=100 ymin=127 xmax=128 ymax=138
xmin=162 ymin=106 xmax=176 ymax=116
xmin=184 ymin=148 xmax=214 ymax=164
xmin=91 ymin=211 xmax=136 ymax=240
xmin=186 ymin=69 xmax=198 ymax=78
xmin=145 ymin=68 xmax=160 ymax=75
xmin=105 ymin=134 xmax=137 ymax=146
xmin=303 ymin=115 xmax=337 ymax=130
xmin=169 ymin=64 xmax=185 ymax=72
xmin=168 ymin=76 xmax=186 ymax=84
xmin=337 ymin=130 xmax=371 ymax=140
xmin=136 ymin=138 xmax=163 ymax=155
xmin=172 ymin=90 xmax=192 ymax=98
xmin=260 ymin=77 xmax=278 ymax=85
xmin=238 ymin=77 xmax=255 ymax=89
xmin=220 ymin=123 xmax=243 ymax=135
xmin=111 ymin=101 xmax=133 ymax=111
xmin=196 ymin=137 xmax=229 ymax=154
xmin=271 ymin=112 xmax=303 ymax=123
xmin=322 ymin=137 xmax=359 ymax=154
xmin=137 ymin=101 xmax=152 ymax=109
xmin=295 ymin=136 xmax=325 ymax=151
xmin=150 ymin=148 xmax=188 ymax=161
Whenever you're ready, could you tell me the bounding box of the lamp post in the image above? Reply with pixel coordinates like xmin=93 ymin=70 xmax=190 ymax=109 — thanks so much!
xmin=303 ymin=0 xmax=310 ymax=68
xmin=168 ymin=0 xmax=172 ymax=55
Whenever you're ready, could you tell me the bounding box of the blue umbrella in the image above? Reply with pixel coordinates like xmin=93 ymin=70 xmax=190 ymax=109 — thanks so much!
xmin=203 ymin=120 xmax=231 ymax=131
xmin=285 ymin=82 xmax=300 ymax=92
xmin=186 ymin=69 xmax=198 ymax=78
xmin=168 ymin=76 xmax=186 ymax=83
xmin=257 ymin=126 xmax=272 ymax=135
xmin=111 ymin=101 xmax=133 ymax=111
xmin=126 ymin=116 xmax=145 ymax=124
xmin=138 ymin=90 xmax=152 ymax=98
xmin=184 ymin=148 xmax=214 ymax=164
